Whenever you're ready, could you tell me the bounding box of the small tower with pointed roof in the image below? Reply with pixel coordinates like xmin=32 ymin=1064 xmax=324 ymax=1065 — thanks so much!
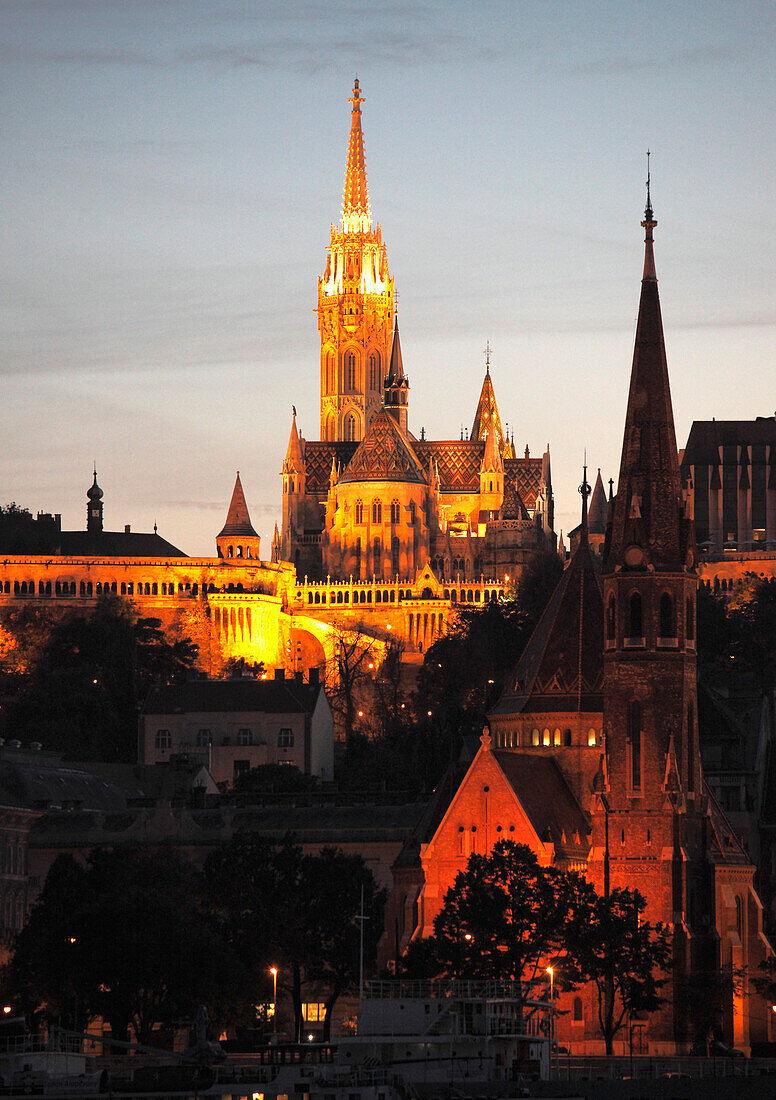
xmin=479 ymin=429 xmax=504 ymax=515
xmin=471 ymin=347 xmax=507 ymax=457
xmin=87 ymin=467 xmax=104 ymax=534
xmin=318 ymin=79 xmax=395 ymax=443
xmin=217 ymin=472 xmax=261 ymax=560
xmin=383 ymin=317 xmax=410 ymax=432
xmin=281 ymin=409 xmax=307 ymax=563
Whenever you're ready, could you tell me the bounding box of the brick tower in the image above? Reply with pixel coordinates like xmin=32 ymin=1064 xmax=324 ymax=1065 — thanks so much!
xmin=318 ymin=80 xmax=395 ymax=443
xmin=591 ymin=180 xmax=710 ymax=1048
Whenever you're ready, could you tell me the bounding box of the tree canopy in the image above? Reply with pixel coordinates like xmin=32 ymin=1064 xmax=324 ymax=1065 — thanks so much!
xmin=404 ymin=840 xmax=670 ymax=1051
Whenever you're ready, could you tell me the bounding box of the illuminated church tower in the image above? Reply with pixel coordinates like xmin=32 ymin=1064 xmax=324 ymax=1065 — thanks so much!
xmin=318 ymin=80 xmax=395 ymax=442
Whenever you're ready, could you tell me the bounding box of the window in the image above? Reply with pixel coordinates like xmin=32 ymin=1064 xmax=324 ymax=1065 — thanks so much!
xmin=372 ymin=500 xmax=382 ymax=524
xmin=572 ymin=996 xmax=583 ymax=1023
xmin=325 ymin=350 xmax=335 ymax=395
xmin=408 ymin=501 xmax=416 ymax=525
xmin=237 ymin=728 xmax=253 ymax=746
xmin=355 ymin=500 xmax=364 ymax=524
xmin=390 ymin=500 xmax=400 ymax=524
xmin=155 ymin=729 xmax=171 ymax=750
xmin=391 ymin=535 xmax=400 ymax=577
xmin=355 ymin=537 xmax=361 ymax=577
xmin=278 ymin=728 xmax=294 ymax=747
xmin=629 ymin=592 xmax=643 ymax=638
xmin=303 ymin=1002 xmax=326 ymax=1022
xmin=532 ymin=729 xmax=540 ymax=746
xmin=553 ymin=728 xmax=561 ymax=746
xmin=196 ymin=729 xmax=211 ymax=747
xmin=542 ymin=728 xmax=550 ymax=746
xmin=369 ymin=351 xmax=380 ymax=390
xmin=588 ymin=728 xmax=597 ymax=747
xmin=659 ymin=592 xmax=674 ymax=637
xmin=629 ymin=702 xmax=642 ymax=791
xmin=343 ymin=412 xmax=357 ymax=441
xmin=373 ymin=538 xmax=381 ymax=570
xmin=344 ymin=351 xmax=357 ymax=391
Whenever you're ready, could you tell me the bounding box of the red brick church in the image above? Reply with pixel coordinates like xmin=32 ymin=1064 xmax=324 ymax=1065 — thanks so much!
xmin=384 ymin=188 xmax=773 ymax=1054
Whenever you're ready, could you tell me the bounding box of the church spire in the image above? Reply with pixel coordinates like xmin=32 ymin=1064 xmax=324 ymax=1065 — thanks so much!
xmin=604 ymin=173 xmax=690 ymax=573
xmin=283 ymin=407 xmax=305 ymax=474
xmin=384 ymin=316 xmax=410 ymax=432
xmin=471 ymin=354 xmax=506 ymax=455
xmin=342 ymin=78 xmax=370 ymax=233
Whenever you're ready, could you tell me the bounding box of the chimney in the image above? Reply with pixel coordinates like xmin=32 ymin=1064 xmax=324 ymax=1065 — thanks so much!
xmin=308 ymin=668 xmax=320 ymax=688
xmin=294 ymin=671 xmax=303 ymax=685
xmin=124 ymin=524 xmax=131 ymax=534
xmin=274 ymin=668 xmax=285 ymax=681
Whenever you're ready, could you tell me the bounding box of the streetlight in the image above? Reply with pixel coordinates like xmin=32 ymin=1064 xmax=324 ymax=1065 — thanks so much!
xmin=546 ymin=967 xmax=554 ymax=1078
xmin=269 ymin=967 xmax=278 ymax=1017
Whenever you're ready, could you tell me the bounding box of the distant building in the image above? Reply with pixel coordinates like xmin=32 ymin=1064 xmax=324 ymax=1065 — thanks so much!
xmin=139 ymin=671 xmax=334 ymax=787
xmin=0 ymin=470 xmax=184 ymax=557
xmin=280 ymin=81 xmax=555 ymax=586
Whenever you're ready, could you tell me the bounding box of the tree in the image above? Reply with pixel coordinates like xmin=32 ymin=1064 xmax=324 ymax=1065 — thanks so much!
xmin=233 ymin=763 xmax=318 ymax=795
xmin=203 ymin=834 xmax=385 ymax=1041
xmin=7 ymin=848 xmax=246 ymax=1044
xmin=324 ymin=621 xmax=380 ymax=747
xmin=406 ymin=841 xmax=594 ymax=995
xmin=574 ymin=888 xmax=671 ymax=1055
xmin=0 ymin=597 xmax=200 ymax=759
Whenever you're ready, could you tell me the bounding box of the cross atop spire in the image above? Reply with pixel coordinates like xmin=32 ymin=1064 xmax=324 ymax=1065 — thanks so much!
xmin=579 ymin=461 xmax=591 ymax=543
xmin=484 ymin=340 xmax=492 ymax=374
xmin=641 ymin=150 xmax=657 ymax=281
xmin=342 ymin=78 xmax=371 ymax=232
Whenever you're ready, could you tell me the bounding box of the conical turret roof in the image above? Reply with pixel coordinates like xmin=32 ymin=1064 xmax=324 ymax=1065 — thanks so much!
xmin=283 ymin=409 xmax=305 ymax=473
xmin=386 ymin=317 xmax=406 ymax=384
xmin=339 ymin=408 xmax=425 ymax=484
xmin=588 ymin=470 xmax=608 ymax=535
xmin=471 ymin=365 xmax=505 ymax=453
xmin=218 ymin=472 xmax=258 ymax=539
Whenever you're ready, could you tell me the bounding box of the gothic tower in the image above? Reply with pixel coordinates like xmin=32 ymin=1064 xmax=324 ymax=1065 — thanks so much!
xmin=592 ymin=182 xmax=709 ymax=1047
xmin=383 ymin=317 xmax=409 ymax=433
xmin=318 ymin=80 xmax=395 ymax=443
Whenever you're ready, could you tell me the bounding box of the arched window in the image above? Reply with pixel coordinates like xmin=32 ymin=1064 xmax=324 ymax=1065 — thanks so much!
xmin=390 ymin=500 xmax=400 ymax=524
xmin=391 ymin=535 xmax=400 ymax=577
xmin=344 ymin=350 xmax=357 ymax=391
xmin=532 ymin=729 xmax=540 ymax=746
xmin=629 ymin=592 xmax=642 ymax=638
xmin=372 ymin=500 xmax=382 ymax=524
xmin=408 ymin=500 xmax=416 ymax=525
xmin=373 ymin=537 xmax=381 ymax=572
xmin=343 ymin=412 xmax=357 ymax=441
xmin=325 ymin=351 xmax=335 ymax=395
xmin=564 ymin=728 xmax=572 ymax=746
xmin=326 ymin=414 xmax=336 ymax=441
xmin=659 ymin=592 xmax=674 ymax=637
xmin=607 ymin=595 xmax=616 ymax=641
xmin=686 ymin=596 xmax=695 ymax=640
xmin=355 ymin=500 xmax=364 ymax=524
xmin=687 ymin=703 xmax=695 ymax=792
xmin=369 ymin=351 xmax=380 ymax=390
xmin=542 ymin=728 xmax=550 ymax=746
xmin=572 ymin=996 xmax=583 ymax=1022
xmin=588 ymin=728 xmax=598 ymax=747
xmin=629 ymin=701 xmax=642 ymax=791
xmin=553 ymin=728 xmax=561 ymax=746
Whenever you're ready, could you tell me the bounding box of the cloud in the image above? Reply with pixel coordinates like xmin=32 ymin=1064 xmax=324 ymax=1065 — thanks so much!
xmin=567 ymin=45 xmax=739 ymax=77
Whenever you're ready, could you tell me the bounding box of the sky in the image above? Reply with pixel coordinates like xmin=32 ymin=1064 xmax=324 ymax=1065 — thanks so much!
xmin=2 ymin=0 xmax=775 ymax=557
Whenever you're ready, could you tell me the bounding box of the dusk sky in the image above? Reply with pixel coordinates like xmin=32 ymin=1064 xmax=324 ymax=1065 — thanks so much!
xmin=3 ymin=0 xmax=775 ymax=557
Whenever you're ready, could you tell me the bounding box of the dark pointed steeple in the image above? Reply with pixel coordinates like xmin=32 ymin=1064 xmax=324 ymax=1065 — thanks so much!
xmin=471 ymin=351 xmax=506 ymax=454
xmin=603 ymin=175 xmax=693 ymax=574
xmin=384 ymin=317 xmax=409 ymax=432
